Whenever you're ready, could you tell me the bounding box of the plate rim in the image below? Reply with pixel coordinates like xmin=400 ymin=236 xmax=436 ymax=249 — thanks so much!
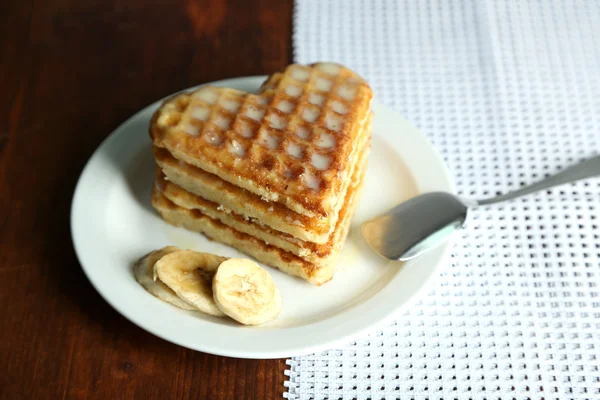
xmin=70 ymin=76 xmax=455 ymax=359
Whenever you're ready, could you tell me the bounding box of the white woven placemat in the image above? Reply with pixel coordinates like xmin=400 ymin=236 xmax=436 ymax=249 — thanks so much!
xmin=286 ymin=1 xmax=600 ymax=399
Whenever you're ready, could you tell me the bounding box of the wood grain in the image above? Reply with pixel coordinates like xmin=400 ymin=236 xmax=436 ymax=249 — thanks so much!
xmin=0 ymin=1 xmax=293 ymax=398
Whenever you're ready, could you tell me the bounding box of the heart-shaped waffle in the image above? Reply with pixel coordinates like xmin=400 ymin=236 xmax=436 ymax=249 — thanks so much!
xmin=150 ymin=63 xmax=373 ymax=219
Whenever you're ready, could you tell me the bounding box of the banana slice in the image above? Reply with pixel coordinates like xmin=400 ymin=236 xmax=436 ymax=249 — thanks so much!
xmin=212 ymin=258 xmax=282 ymax=325
xmin=154 ymin=250 xmax=227 ymax=316
xmin=134 ymin=247 xmax=195 ymax=311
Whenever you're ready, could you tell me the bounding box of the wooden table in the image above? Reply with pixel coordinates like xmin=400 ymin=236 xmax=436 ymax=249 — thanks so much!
xmin=1 ymin=1 xmax=292 ymax=398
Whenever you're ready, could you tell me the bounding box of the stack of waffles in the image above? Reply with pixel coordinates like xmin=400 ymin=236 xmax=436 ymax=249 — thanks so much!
xmin=149 ymin=63 xmax=373 ymax=285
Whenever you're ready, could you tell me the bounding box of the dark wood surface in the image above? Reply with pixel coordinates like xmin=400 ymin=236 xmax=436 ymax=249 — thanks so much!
xmin=0 ymin=1 xmax=292 ymax=398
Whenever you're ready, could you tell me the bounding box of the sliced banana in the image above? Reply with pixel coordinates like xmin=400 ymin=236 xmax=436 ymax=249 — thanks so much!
xmin=134 ymin=246 xmax=195 ymax=311
xmin=212 ymin=258 xmax=282 ymax=325
xmin=154 ymin=250 xmax=228 ymax=317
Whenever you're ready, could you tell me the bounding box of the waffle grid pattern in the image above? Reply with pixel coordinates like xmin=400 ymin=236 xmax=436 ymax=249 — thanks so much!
xmin=287 ymin=1 xmax=600 ymax=399
xmin=153 ymin=63 xmax=372 ymax=216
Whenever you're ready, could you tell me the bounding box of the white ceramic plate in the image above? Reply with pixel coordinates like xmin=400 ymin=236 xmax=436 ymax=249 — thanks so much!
xmin=71 ymin=76 xmax=454 ymax=359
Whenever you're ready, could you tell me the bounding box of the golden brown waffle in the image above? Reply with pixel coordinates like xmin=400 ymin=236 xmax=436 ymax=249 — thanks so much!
xmin=154 ymin=113 xmax=371 ymax=243
xmin=152 ymin=190 xmax=342 ymax=285
xmin=150 ymin=63 xmax=373 ymax=219
xmin=156 ymin=137 xmax=369 ymax=264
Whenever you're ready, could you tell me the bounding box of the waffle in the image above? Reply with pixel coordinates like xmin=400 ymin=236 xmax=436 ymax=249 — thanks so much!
xmin=151 ymin=165 xmax=366 ymax=285
xmin=156 ymin=137 xmax=370 ymax=264
xmin=150 ymin=63 xmax=373 ymax=219
xmin=151 ymin=191 xmax=333 ymax=284
xmin=154 ymin=113 xmax=372 ymax=243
